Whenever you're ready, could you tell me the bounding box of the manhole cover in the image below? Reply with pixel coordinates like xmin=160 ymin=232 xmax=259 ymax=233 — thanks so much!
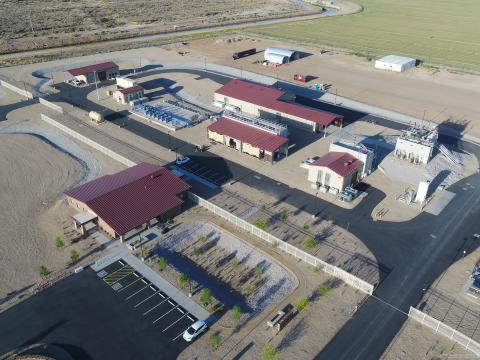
xmin=97 ymin=270 xmax=108 ymax=278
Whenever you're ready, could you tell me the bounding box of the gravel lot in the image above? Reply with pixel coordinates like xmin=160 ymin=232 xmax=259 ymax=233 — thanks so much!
xmin=158 ymin=221 xmax=296 ymax=313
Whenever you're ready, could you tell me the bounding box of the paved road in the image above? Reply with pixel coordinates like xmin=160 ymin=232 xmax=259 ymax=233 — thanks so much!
xmin=9 ymin=68 xmax=480 ymax=358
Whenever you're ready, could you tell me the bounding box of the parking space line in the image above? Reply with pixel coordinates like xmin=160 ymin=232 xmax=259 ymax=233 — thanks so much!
xmin=125 ymin=284 xmax=151 ymax=300
xmin=143 ymin=297 xmax=170 ymax=315
xmin=117 ymin=276 xmax=144 ymax=292
xmin=119 ymin=260 xmax=125 ymax=266
xmin=152 ymin=305 xmax=179 ymax=324
xmin=162 ymin=313 xmax=189 ymax=332
xmin=134 ymin=291 xmax=161 ymax=308
xmin=187 ymin=315 xmax=196 ymax=322
xmin=172 ymin=329 xmax=187 ymax=341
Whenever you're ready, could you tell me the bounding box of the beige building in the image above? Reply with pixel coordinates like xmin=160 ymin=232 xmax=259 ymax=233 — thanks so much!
xmin=307 ymin=152 xmax=363 ymax=192
xmin=214 ymin=79 xmax=343 ymax=132
xmin=113 ymin=85 xmax=145 ymax=105
xmin=207 ymin=115 xmax=288 ymax=163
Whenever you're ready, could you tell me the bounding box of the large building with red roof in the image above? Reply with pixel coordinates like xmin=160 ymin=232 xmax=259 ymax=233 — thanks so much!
xmin=306 ymin=152 xmax=363 ymax=192
xmin=64 ymin=163 xmax=190 ymax=241
xmin=207 ymin=113 xmax=289 ymax=163
xmin=214 ymin=79 xmax=343 ymax=132
xmin=67 ymin=61 xmax=119 ymax=84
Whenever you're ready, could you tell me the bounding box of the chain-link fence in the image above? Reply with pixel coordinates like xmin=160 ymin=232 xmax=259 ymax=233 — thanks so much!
xmin=409 ymin=307 xmax=480 ymax=356
xmin=189 ymin=192 xmax=374 ymax=295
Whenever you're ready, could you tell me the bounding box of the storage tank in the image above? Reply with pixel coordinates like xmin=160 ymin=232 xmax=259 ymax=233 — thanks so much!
xmin=415 ymin=180 xmax=430 ymax=203
xmin=89 ymin=111 xmax=104 ymax=124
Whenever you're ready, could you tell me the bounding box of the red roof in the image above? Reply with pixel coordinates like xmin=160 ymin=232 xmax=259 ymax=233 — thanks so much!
xmin=311 ymin=152 xmax=363 ymax=177
xmin=65 ymin=163 xmax=190 ymax=236
xmin=216 ymin=79 xmax=341 ymax=126
xmin=208 ymin=117 xmax=288 ymax=152
xmin=67 ymin=61 xmax=118 ymax=76
xmin=118 ymin=85 xmax=144 ymax=94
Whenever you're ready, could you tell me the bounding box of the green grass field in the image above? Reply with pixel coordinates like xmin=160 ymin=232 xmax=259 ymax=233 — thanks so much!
xmin=248 ymin=0 xmax=480 ymax=72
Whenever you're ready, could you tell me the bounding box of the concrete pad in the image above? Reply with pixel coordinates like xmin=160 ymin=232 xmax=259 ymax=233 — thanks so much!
xmin=425 ymin=190 xmax=456 ymax=216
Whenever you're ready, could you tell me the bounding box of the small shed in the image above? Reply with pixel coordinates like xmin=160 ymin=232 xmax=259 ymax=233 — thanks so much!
xmin=375 ymin=55 xmax=416 ymax=73
xmin=113 ymin=85 xmax=145 ymax=105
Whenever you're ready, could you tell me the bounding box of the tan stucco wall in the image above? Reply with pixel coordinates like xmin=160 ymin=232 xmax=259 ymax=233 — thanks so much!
xmin=242 ymin=142 xmax=260 ymax=157
xmin=208 ymin=129 xmax=224 ymax=144
xmin=307 ymin=167 xmax=346 ymax=190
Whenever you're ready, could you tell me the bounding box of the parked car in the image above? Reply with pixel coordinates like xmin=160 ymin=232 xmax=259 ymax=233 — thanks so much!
xmin=301 ymin=156 xmax=319 ymax=165
xmin=176 ymin=156 xmax=190 ymax=166
xmin=183 ymin=320 xmax=208 ymax=342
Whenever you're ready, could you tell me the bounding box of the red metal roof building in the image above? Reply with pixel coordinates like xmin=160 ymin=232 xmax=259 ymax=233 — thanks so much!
xmin=208 ymin=116 xmax=289 ymax=163
xmin=307 ymin=152 xmax=363 ymax=191
xmin=113 ymin=85 xmax=145 ymax=104
xmin=65 ymin=163 xmax=190 ymax=240
xmin=214 ymin=79 xmax=343 ymax=132
xmin=67 ymin=61 xmax=119 ymax=84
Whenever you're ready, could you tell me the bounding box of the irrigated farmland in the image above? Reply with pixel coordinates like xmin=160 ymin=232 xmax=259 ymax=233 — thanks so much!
xmin=249 ymin=0 xmax=480 ymax=72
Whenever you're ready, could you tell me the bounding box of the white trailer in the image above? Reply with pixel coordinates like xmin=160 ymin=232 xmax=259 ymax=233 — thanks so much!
xmin=375 ymin=55 xmax=416 ymax=73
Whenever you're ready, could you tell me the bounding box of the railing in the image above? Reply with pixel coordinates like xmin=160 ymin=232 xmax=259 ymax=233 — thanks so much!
xmin=188 ymin=192 xmax=374 ymax=295
xmin=409 ymin=307 xmax=480 ymax=356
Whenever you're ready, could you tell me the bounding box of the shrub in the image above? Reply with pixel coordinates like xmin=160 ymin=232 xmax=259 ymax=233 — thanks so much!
xmin=318 ymin=284 xmax=332 ymax=297
xmin=178 ymin=273 xmax=188 ymax=287
xmin=254 ymin=218 xmax=268 ymax=230
xmin=200 ymin=288 xmax=212 ymax=305
xmin=312 ymin=266 xmax=320 ymax=273
xmin=295 ymin=297 xmax=310 ymax=312
xmin=157 ymin=257 xmax=167 ymax=271
xmin=255 ymin=266 xmax=263 ymax=278
xmin=261 ymin=344 xmax=278 ymax=360
xmin=303 ymin=236 xmax=319 ymax=250
xmin=279 ymin=210 xmax=288 ymax=222
xmin=38 ymin=265 xmax=49 ymax=278
xmin=193 ymin=247 xmax=200 ymax=256
xmin=243 ymin=283 xmax=254 ymax=296
xmin=198 ymin=235 xmax=207 ymax=243
xmin=303 ymin=223 xmax=310 ymax=230
xmin=209 ymin=333 xmax=221 ymax=350
xmin=261 ymin=204 xmax=267 ymax=211
xmin=231 ymin=304 xmax=241 ymax=321
xmin=55 ymin=236 xmax=64 ymax=250
xmin=69 ymin=249 xmax=79 ymax=262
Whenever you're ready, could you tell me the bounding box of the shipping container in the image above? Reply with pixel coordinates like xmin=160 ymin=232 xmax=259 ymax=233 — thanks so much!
xmin=232 ymin=48 xmax=256 ymax=60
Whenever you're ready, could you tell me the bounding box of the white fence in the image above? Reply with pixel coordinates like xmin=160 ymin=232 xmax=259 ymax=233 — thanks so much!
xmin=0 ymin=80 xmax=34 ymax=99
xmin=41 ymin=113 xmax=136 ymax=167
xmin=189 ymin=192 xmax=374 ymax=295
xmin=39 ymin=97 xmax=63 ymax=114
xmin=409 ymin=307 xmax=480 ymax=356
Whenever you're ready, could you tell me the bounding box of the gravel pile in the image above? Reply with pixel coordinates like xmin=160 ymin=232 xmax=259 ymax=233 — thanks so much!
xmin=0 ymin=121 xmax=100 ymax=188
xmin=159 ymin=221 xmax=296 ymax=313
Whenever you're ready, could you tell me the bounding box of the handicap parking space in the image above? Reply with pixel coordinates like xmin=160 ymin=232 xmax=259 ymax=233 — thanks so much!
xmin=95 ymin=259 xmax=197 ymax=342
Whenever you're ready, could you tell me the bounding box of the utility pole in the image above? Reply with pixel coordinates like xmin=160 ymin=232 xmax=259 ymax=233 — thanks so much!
xmin=335 ymin=88 xmax=338 ymax=105
xmin=93 ymin=71 xmax=100 ymax=101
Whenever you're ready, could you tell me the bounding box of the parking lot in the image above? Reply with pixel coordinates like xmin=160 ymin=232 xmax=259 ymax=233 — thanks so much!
xmin=0 ymin=260 xmax=198 ymax=360
xmin=97 ymin=260 xmax=198 ymax=342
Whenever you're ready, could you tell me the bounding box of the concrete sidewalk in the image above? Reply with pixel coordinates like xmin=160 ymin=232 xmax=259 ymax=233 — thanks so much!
xmin=90 ymin=232 xmax=210 ymax=321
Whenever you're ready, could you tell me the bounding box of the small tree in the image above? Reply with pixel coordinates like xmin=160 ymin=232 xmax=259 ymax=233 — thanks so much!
xmin=254 ymin=218 xmax=268 ymax=230
xmin=255 ymin=266 xmax=263 ymax=279
xmin=303 ymin=236 xmax=319 ymax=250
xmin=55 ymin=236 xmax=64 ymax=250
xmin=200 ymin=288 xmax=212 ymax=306
xmin=178 ymin=273 xmax=188 ymax=288
xmin=69 ymin=249 xmax=79 ymax=263
xmin=295 ymin=297 xmax=310 ymax=312
xmin=261 ymin=344 xmax=278 ymax=360
xmin=261 ymin=204 xmax=267 ymax=211
xmin=243 ymin=283 xmax=254 ymax=296
xmin=198 ymin=235 xmax=207 ymax=243
xmin=209 ymin=333 xmax=221 ymax=350
xmin=193 ymin=247 xmax=200 ymax=256
xmin=279 ymin=210 xmax=288 ymax=222
xmin=38 ymin=265 xmax=49 ymax=278
xmin=317 ymin=284 xmax=332 ymax=297
xmin=157 ymin=257 xmax=167 ymax=271
xmin=231 ymin=304 xmax=242 ymax=321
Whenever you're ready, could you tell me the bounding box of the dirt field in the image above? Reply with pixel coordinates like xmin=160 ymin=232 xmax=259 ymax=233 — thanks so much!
xmin=382 ymin=318 xmax=475 ymax=360
xmin=0 ymin=0 xmax=311 ymax=54
xmin=249 ymin=0 xmax=480 ymax=72
xmin=0 ymin=134 xmax=82 ymax=300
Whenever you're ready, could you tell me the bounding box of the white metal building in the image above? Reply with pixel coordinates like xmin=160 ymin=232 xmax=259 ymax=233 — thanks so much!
xmin=375 ymin=55 xmax=416 ymax=73
xmin=329 ymin=141 xmax=374 ymax=177
xmin=264 ymin=47 xmax=300 ymax=64
xmin=394 ymin=126 xmax=437 ymax=164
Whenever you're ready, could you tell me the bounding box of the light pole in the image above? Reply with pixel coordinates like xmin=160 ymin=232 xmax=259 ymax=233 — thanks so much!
xmin=93 ymin=71 xmax=100 ymax=101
